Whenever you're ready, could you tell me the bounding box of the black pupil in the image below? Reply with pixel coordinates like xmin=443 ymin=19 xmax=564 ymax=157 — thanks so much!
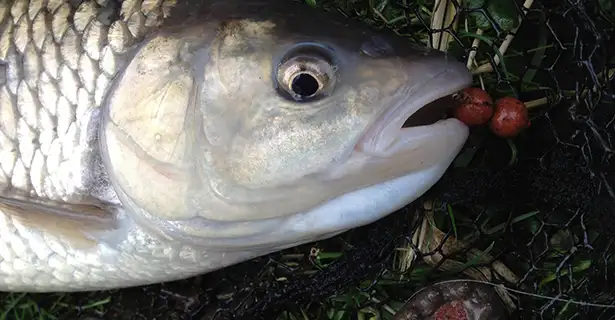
xmin=291 ymin=73 xmax=319 ymax=98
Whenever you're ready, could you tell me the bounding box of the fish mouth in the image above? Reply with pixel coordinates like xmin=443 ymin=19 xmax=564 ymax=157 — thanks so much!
xmin=401 ymin=95 xmax=457 ymax=128
xmin=355 ymin=65 xmax=472 ymax=155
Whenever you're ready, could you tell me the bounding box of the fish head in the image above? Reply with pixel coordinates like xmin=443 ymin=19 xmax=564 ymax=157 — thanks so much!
xmin=100 ymin=1 xmax=472 ymax=250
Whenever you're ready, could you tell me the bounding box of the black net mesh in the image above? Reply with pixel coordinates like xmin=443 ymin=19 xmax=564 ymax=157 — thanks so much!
xmin=2 ymin=0 xmax=614 ymax=319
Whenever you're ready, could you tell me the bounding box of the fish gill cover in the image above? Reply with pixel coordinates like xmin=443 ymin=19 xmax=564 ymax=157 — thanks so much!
xmin=0 ymin=0 xmax=613 ymax=319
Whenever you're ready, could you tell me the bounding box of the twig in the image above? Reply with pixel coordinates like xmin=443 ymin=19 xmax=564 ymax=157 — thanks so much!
xmin=430 ymin=0 xmax=459 ymax=52
xmin=370 ymin=297 xmax=397 ymax=315
xmin=472 ymin=0 xmax=535 ymax=74
xmin=524 ymin=97 xmax=548 ymax=109
xmin=466 ymin=29 xmax=484 ymax=69
xmin=522 ymin=67 xmax=613 ymax=109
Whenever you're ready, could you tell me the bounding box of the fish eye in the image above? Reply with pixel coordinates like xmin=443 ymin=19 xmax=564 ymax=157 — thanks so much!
xmin=275 ymin=43 xmax=338 ymax=102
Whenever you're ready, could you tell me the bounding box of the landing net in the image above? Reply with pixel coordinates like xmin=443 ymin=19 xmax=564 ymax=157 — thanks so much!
xmin=7 ymin=0 xmax=613 ymax=319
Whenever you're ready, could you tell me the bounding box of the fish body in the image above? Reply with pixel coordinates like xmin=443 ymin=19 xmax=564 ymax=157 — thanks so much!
xmin=0 ymin=0 xmax=472 ymax=291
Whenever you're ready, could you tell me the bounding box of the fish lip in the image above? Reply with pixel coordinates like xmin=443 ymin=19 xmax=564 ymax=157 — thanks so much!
xmin=355 ymin=63 xmax=473 ymax=155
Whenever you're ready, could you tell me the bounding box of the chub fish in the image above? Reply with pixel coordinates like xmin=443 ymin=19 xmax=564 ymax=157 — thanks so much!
xmin=0 ymin=0 xmax=472 ymax=291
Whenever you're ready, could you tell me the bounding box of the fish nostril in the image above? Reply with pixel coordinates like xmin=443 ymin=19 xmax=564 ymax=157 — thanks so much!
xmin=361 ymin=35 xmax=395 ymax=58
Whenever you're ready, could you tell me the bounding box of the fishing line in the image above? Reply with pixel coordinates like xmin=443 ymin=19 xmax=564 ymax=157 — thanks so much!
xmin=424 ymin=279 xmax=615 ymax=309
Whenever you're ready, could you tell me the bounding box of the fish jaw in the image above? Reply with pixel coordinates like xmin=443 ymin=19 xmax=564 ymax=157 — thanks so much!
xmin=355 ymin=57 xmax=472 ymax=156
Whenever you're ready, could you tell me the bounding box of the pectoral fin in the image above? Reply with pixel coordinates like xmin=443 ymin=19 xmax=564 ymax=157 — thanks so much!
xmin=0 ymin=195 xmax=120 ymax=250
